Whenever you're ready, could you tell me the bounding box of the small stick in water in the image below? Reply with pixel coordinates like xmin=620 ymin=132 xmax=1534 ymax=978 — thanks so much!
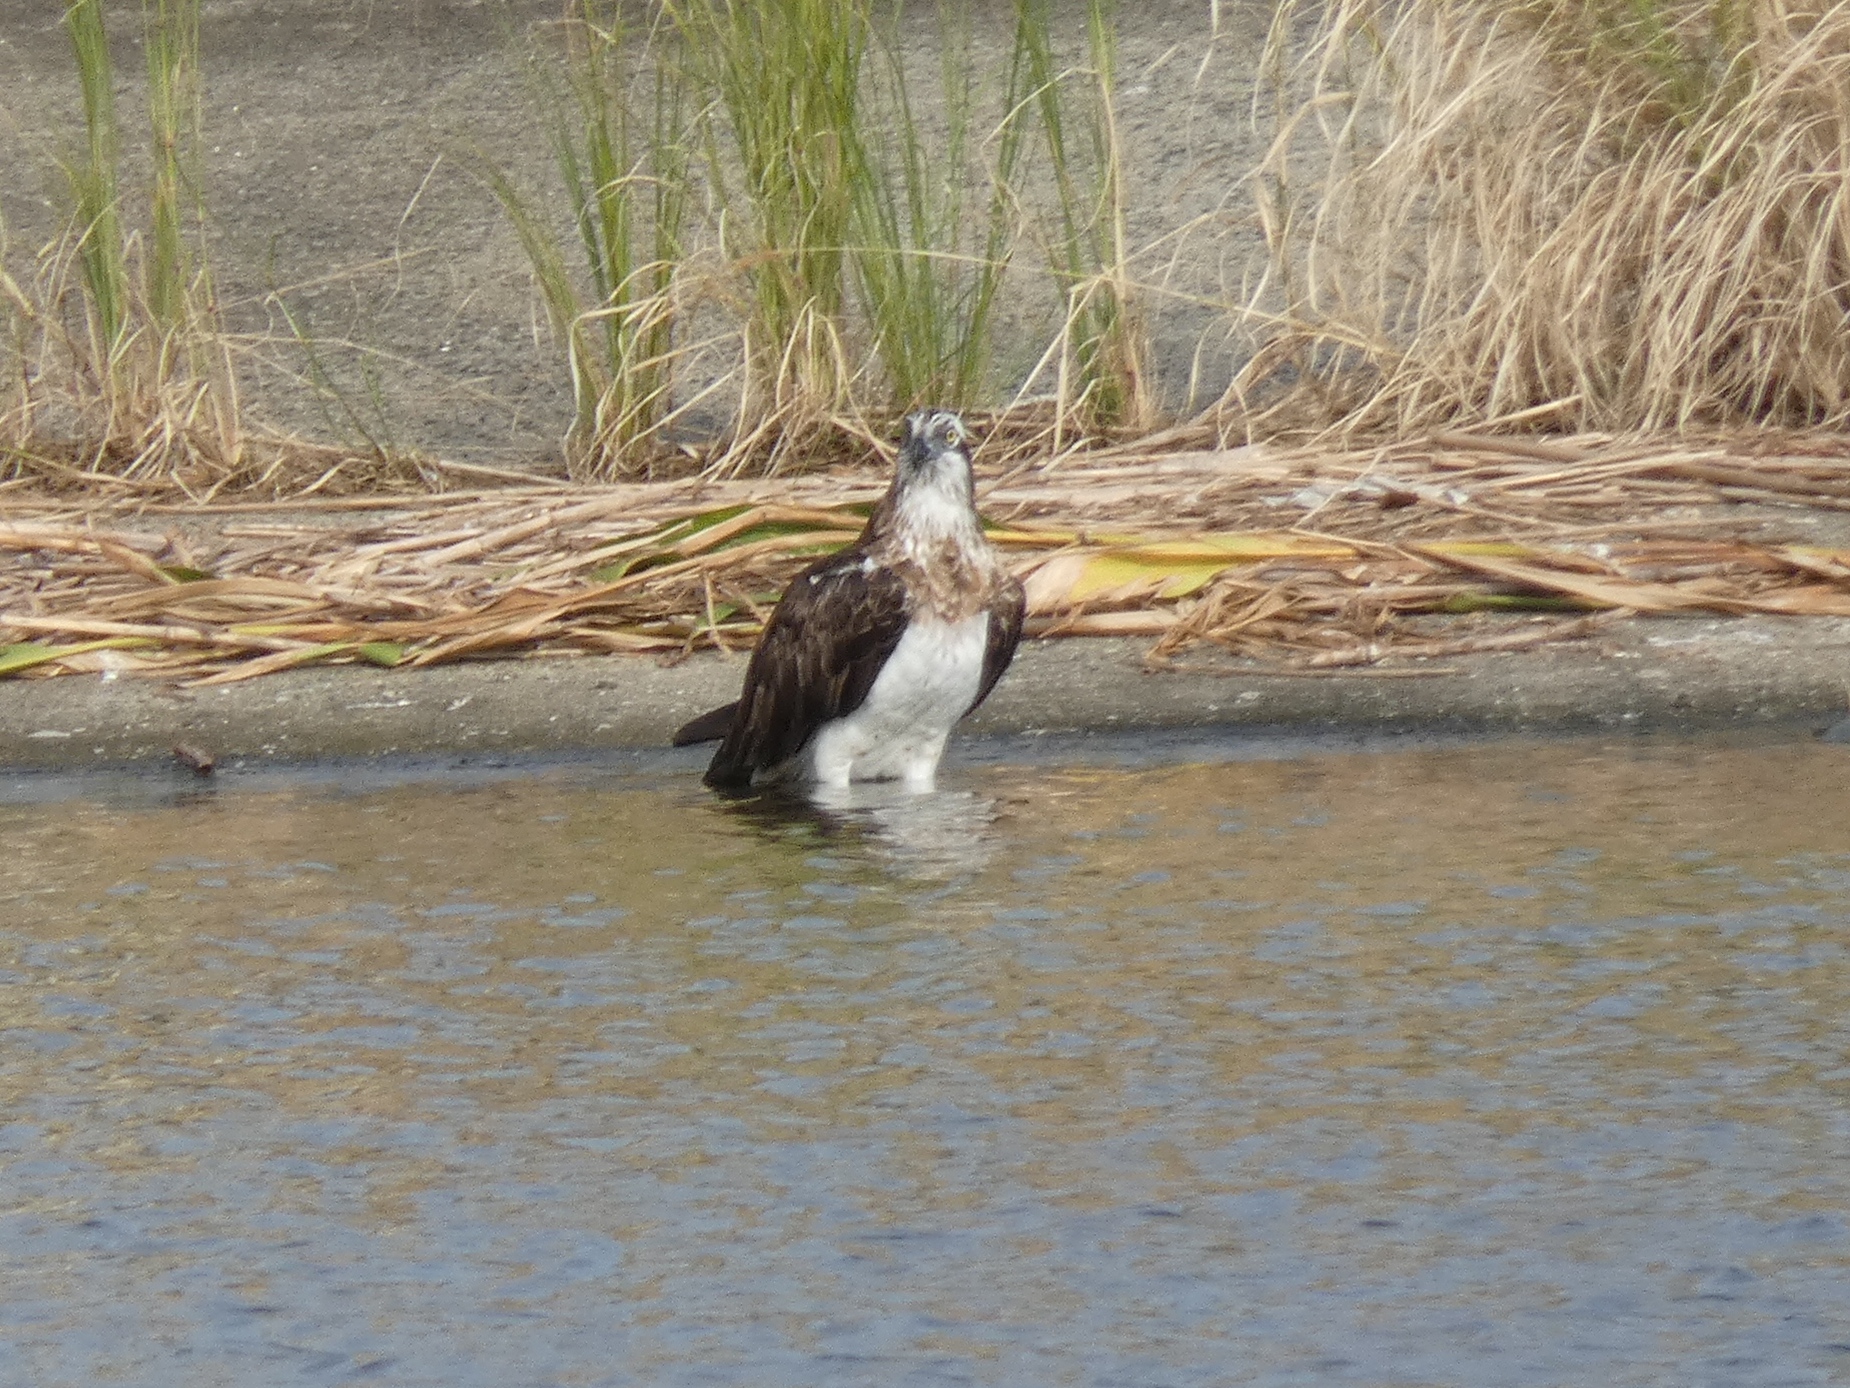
xmin=171 ymin=742 xmax=216 ymax=775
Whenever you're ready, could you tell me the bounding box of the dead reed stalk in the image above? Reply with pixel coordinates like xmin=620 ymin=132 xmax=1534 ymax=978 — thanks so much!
xmin=8 ymin=433 xmax=1850 ymax=683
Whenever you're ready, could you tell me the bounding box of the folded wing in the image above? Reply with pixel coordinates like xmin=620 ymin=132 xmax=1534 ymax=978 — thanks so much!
xmin=702 ymin=552 xmax=913 ymax=788
xmin=971 ymin=574 xmax=1026 ymax=716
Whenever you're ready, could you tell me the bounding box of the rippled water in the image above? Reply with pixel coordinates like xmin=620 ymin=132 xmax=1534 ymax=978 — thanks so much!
xmin=4 ymin=734 xmax=1849 ymax=1387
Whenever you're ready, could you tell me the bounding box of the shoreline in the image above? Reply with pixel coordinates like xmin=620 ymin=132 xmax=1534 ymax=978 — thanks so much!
xmin=4 ymin=617 xmax=1847 ymax=773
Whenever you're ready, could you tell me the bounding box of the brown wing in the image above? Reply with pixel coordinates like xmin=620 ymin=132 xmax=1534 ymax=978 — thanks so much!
xmin=967 ymin=573 xmax=1026 ymax=716
xmin=703 ymin=549 xmax=912 ymax=789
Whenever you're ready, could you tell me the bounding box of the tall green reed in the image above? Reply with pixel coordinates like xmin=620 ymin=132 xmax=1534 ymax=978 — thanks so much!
xmin=62 ymin=0 xmax=127 ymax=351
xmin=61 ymin=0 xmax=212 ymax=351
xmin=143 ymin=0 xmax=209 ymax=331
xmin=1012 ymin=0 xmax=1148 ymax=435
xmin=665 ymin=0 xmax=867 ymax=445
xmin=16 ymin=0 xmax=241 ymax=483
xmin=848 ymin=2 xmax=1030 ymax=415
xmin=488 ymin=0 xmax=692 ymax=478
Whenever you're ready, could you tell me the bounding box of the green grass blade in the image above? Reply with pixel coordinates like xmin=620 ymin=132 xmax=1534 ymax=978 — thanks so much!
xmin=63 ymin=0 xmax=126 ymax=349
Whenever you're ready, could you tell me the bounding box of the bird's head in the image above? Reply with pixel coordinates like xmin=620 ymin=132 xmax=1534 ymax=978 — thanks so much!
xmin=896 ymin=408 xmax=974 ymax=502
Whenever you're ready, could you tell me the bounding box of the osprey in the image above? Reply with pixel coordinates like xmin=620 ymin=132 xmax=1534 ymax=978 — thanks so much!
xmin=674 ymin=409 xmax=1025 ymax=792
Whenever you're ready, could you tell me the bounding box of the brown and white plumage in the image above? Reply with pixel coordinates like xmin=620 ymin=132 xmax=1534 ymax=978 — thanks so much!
xmin=674 ymin=410 xmax=1024 ymax=792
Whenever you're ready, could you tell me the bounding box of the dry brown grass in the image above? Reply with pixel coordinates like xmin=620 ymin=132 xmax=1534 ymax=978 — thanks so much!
xmin=0 ymin=228 xmax=542 ymax=501
xmin=1228 ymin=0 xmax=1850 ymax=439
xmin=7 ymin=432 xmax=1850 ymax=684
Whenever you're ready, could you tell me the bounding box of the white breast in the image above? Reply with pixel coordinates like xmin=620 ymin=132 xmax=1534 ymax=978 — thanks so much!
xmin=805 ymin=612 xmax=989 ymax=790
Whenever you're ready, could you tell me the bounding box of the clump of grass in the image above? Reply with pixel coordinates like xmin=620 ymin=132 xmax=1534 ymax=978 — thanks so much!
xmin=662 ymin=0 xmax=870 ymax=467
xmin=499 ymin=0 xmax=1146 ymax=476
xmin=0 ymin=0 xmax=250 ymax=490
xmin=2 ymin=0 xmax=432 ymax=497
xmin=672 ymin=0 xmax=1149 ymax=463
xmin=1011 ymin=0 xmax=1151 ymax=439
xmin=487 ymin=0 xmax=695 ymax=480
xmin=142 ymin=0 xmax=209 ymax=334
xmin=1234 ymin=0 xmax=1850 ymax=438
xmin=847 ymin=2 xmax=1029 ymax=417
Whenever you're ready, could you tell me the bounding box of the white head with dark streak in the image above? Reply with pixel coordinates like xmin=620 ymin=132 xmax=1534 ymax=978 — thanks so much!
xmin=898 ymin=409 xmax=974 ymax=500
xmin=891 ymin=409 xmax=980 ymax=549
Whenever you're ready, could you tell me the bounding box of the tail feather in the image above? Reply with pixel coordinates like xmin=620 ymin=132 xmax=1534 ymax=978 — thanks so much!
xmin=672 ymin=701 xmax=739 ymax=747
xmin=701 ymin=744 xmax=756 ymax=790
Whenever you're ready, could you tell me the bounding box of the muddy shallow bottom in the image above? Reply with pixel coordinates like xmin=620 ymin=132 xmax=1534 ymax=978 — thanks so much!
xmin=4 ymin=733 xmax=1849 ymax=1386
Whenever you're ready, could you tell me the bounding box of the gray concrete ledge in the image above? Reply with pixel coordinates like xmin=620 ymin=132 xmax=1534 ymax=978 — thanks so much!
xmin=3 ymin=615 xmax=1849 ymax=771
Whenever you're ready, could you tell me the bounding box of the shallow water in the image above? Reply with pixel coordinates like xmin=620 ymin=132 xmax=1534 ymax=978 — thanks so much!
xmin=3 ymin=734 xmax=1849 ymax=1387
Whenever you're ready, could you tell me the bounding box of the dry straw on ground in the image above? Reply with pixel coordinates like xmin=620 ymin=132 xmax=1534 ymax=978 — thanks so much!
xmin=7 ymin=433 xmax=1850 ymax=686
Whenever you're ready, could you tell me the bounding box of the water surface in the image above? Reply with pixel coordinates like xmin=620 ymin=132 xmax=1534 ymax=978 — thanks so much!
xmin=4 ymin=735 xmax=1849 ymax=1386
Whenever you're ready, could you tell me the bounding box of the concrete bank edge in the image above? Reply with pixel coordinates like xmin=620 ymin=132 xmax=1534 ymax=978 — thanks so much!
xmin=3 ymin=619 xmax=1849 ymax=771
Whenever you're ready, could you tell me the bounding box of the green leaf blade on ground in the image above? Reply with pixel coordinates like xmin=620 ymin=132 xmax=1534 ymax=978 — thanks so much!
xmin=357 ymin=641 xmax=405 ymax=667
xmin=0 ymin=637 xmax=151 ymax=677
xmin=1440 ymin=592 xmax=1598 ymax=614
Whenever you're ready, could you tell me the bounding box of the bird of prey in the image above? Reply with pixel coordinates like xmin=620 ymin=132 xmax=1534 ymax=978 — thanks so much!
xmin=673 ymin=409 xmax=1025 ymax=792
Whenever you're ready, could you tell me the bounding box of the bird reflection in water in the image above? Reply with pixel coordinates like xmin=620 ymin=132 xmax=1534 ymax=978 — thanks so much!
xmin=715 ymin=782 xmax=1002 ymax=881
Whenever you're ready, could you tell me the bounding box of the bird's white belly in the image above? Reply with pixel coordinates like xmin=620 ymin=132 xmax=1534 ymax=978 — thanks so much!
xmin=806 ymin=613 xmax=988 ymax=789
